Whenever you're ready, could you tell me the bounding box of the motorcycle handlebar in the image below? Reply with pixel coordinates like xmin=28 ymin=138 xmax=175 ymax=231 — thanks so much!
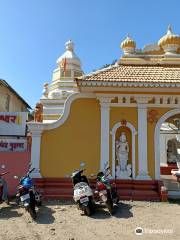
xmin=0 ymin=171 xmax=10 ymax=177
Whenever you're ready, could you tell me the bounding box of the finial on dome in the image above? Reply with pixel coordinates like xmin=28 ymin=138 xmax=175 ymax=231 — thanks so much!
xmin=167 ymin=25 xmax=173 ymax=35
xmin=65 ymin=40 xmax=74 ymax=51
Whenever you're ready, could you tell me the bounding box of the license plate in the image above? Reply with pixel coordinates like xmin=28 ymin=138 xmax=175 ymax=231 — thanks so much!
xmin=20 ymin=193 xmax=30 ymax=201
xmin=101 ymin=195 xmax=107 ymax=201
xmin=80 ymin=197 xmax=89 ymax=203
xmin=100 ymin=190 xmax=107 ymax=195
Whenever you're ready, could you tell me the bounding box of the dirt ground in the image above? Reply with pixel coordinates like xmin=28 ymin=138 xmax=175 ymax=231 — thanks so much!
xmin=0 ymin=199 xmax=179 ymax=240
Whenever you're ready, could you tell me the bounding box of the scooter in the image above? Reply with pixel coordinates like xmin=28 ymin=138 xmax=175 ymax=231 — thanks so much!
xmin=15 ymin=167 xmax=42 ymax=220
xmin=95 ymin=167 xmax=119 ymax=214
xmin=0 ymin=171 xmax=9 ymax=204
xmin=71 ymin=169 xmax=94 ymax=216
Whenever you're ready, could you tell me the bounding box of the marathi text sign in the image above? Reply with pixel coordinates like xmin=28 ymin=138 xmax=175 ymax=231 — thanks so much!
xmin=0 ymin=112 xmax=27 ymax=136
xmin=0 ymin=138 xmax=27 ymax=152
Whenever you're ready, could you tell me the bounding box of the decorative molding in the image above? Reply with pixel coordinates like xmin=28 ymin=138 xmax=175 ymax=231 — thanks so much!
xmin=120 ymin=119 xmax=127 ymax=126
xmin=28 ymin=93 xmax=95 ymax=132
xmin=80 ymin=86 xmax=180 ymax=93
xmin=109 ymin=103 xmax=180 ymax=108
xmin=154 ymin=108 xmax=180 ymax=179
xmin=95 ymin=93 xmax=180 ymax=108
xmin=78 ymin=80 xmax=180 ymax=88
xmin=111 ymin=121 xmax=137 ymax=179
xmin=147 ymin=109 xmax=159 ymax=123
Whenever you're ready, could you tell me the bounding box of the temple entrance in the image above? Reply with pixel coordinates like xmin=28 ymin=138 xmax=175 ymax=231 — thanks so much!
xmin=155 ymin=109 xmax=180 ymax=179
xmin=155 ymin=109 xmax=180 ymax=199
xmin=160 ymin=115 xmax=180 ymax=172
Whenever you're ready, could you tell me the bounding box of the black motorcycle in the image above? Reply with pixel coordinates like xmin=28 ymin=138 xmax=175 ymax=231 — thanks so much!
xmin=15 ymin=167 xmax=42 ymax=220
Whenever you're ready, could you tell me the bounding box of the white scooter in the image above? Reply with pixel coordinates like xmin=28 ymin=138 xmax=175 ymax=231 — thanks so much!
xmin=71 ymin=169 xmax=94 ymax=216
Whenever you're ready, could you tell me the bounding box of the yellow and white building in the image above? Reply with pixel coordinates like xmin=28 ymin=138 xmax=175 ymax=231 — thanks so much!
xmin=28 ymin=26 xmax=180 ymax=199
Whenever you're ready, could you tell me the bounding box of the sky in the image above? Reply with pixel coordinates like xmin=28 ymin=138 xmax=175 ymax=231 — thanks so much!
xmin=0 ymin=0 xmax=180 ymax=108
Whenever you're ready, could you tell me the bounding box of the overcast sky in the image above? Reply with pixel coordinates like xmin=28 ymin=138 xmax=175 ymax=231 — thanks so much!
xmin=0 ymin=0 xmax=180 ymax=108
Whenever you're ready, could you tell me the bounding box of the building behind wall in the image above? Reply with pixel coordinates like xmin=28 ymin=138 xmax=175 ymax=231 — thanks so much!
xmin=0 ymin=78 xmax=31 ymax=112
xmin=0 ymin=78 xmax=31 ymax=195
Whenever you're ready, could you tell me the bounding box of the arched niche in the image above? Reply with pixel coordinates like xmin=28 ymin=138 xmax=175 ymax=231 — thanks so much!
xmin=111 ymin=121 xmax=137 ymax=179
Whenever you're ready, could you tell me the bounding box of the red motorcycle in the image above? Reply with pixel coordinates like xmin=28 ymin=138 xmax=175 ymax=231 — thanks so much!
xmin=0 ymin=171 xmax=9 ymax=204
xmin=95 ymin=168 xmax=119 ymax=215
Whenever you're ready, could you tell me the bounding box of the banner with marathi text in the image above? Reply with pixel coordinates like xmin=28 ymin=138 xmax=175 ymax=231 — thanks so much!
xmin=0 ymin=112 xmax=27 ymax=136
xmin=0 ymin=138 xmax=27 ymax=152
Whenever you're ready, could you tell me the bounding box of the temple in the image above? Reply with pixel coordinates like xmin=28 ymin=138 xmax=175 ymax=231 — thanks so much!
xmin=28 ymin=26 xmax=180 ymax=200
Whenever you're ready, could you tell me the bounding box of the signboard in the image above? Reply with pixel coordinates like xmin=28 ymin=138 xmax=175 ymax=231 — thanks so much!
xmin=0 ymin=112 xmax=28 ymax=136
xmin=0 ymin=138 xmax=27 ymax=152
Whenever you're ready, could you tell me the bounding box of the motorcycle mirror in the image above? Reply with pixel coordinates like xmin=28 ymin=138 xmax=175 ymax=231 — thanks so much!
xmin=65 ymin=174 xmax=70 ymax=178
xmin=90 ymin=174 xmax=96 ymax=177
xmin=80 ymin=162 xmax=85 ymax=168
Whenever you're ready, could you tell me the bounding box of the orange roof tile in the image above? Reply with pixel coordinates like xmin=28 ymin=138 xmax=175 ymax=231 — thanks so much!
xmin=76 ymin=64 xmax=180 ymax=86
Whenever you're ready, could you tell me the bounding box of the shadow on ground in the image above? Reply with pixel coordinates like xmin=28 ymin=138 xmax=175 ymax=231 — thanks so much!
xmin=90 ymin=202 xmax=133 ymax=219
xmin=168 ymin=199 xmax=180 ymax=205
xmin=0 ymin=202 xmax=23 ymax=219
xmin=36 ymin=205 xmax=55 ymax=224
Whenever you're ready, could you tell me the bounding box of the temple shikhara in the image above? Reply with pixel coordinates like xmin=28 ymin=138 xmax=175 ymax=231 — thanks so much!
xmin=28 ymin=26 xmax=180 ymax=201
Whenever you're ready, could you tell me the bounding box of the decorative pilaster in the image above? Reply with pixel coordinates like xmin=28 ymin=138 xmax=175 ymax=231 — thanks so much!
xmin=136 ymin=103 xmax=151 ymax=180
xmin=96 ymin=96 xmax=113 ymax=171
xmin=27 ymin=123 xmax=44 ymax=178
xmin=100 ymin=102 xmax=110 ymax=171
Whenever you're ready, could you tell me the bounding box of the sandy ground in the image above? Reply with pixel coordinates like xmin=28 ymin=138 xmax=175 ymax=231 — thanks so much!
xmin=0 ymin=199 xmax=180 ymax=240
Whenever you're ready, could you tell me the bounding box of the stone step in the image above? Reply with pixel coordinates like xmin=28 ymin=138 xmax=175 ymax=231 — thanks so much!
xmin=34 ymin=178 xmax=162 ymax=201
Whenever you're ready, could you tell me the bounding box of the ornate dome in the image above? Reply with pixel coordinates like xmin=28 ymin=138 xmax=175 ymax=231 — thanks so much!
xmin=158 ymin=26 xmax=180 ymax=54
xmin=120 ymin=35 xmax=136 ymax=55
xmin=121 ymin=35 xmax=136 ymax=49
xmin=56 ymin=40 xmax=81 ymax=67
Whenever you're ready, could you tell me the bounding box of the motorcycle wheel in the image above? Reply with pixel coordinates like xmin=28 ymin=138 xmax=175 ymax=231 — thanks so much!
xmin=28 ymin=206 xmax=37 ymax=220
xmin=115 ymin=196 xmax=119 ymax=204
xmin=36 ymin=200 xmax=42 ymax=207
xmin=106 ymin=200 xmax=114 ymax=215
xmin=84 ymin=206 xmax=91 ymax=216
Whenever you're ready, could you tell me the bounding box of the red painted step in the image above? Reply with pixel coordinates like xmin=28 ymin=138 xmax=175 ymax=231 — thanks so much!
xmin=34 ymin=178 xmax=164 ymax=201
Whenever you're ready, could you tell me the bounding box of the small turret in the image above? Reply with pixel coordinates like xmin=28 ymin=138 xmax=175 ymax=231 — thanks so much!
xmin=120 ymin=34 xmax=136 ymax=55
xmin=158 ymin=25 xmax=180 ymax=55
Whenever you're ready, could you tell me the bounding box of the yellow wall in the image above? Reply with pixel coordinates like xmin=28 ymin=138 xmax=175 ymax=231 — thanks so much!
xmin=40 ymin=93 xmax=178 ymax=179
xmin=40 ymin=98 xmax=101 ymax=177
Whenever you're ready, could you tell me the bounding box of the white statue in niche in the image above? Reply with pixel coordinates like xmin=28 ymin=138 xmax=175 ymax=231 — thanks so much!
xmin=115 ymin=132 xmax=132 ymax=179
xmin=167 ymin=139 xmax=178 ymax=163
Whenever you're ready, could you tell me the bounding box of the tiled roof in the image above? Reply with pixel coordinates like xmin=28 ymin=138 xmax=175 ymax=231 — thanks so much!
xmin=77 ymin=64 xmax=180 ymax=84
